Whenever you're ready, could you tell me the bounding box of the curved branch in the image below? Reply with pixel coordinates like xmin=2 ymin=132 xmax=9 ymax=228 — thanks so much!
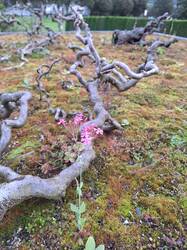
xmin=102 ymin=37 xmax=177 ymax=91
xmin=0 ymin=91 xmax=32 ymax=155
xmin=0 ymin=165 xmax=21 ymax=182
xmin=112 ymin=12 xmax=169 ymax=45
xmin=0 ymin=146 xmax=95 ymax=221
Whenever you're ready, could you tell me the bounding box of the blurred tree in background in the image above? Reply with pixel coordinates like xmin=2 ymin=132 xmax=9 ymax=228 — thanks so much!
xmin=149 ymin=0 xmax=173 ymax=17
xmin=131 ymin=0 xmax=147 ymax=16
xmin=5 ymin=0 xmax=187 ymax=19
xmin=2 ymin=0 xmax=147 ymax=16
xmin=92 ymin=0 xmax=113 ymax=16
xmin=176 ymin=0 xmax=187 ymax=18
xmin=112 ymin=0 xmax=134 ymax=16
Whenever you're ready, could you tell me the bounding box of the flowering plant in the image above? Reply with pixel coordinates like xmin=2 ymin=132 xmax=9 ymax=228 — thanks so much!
xmin=81 ymin=125 xmax=103 ymax=145
xmin=58 ymin=113 xmax=103 ymax=145
xmin=58 ymin=113 xmax=87 ymax=142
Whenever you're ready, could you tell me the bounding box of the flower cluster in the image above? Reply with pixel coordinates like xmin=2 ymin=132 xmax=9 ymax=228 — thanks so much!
xmin=58 ymin=113 xmax=86 ymax=128
xmin=73 ymin=113 xmax=86 ymax=126
xmin=81 ymin=124 xmax=103 ymax=145
xmin=57 ymin=113 xmax=103 ymax=144
xmin=57 ymin=118 xmax=66 ymax=126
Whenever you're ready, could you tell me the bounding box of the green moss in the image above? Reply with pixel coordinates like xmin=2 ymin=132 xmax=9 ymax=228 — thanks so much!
xmin=95 ymin=194 xmax=108 ymax=212
xmin=127 ymin=92 xmax=161 ymax=107
xmin=179 ymin=197 xmax=187 ymax=220
xmin=118 ymin=196 xmax=133 ymax=218
xmin=0 ymin=200 xmax=55 ymax=241
xmin=25 ymin=208 xmax=57 ymax=234
xmin=30 ymin=49 xmax=49 ymax=59
xmin=160 ymin=59 xmax=176 ymax=66
xmin=6 ymin=140 xmax=41 ymax=161
xmin=164 ymin=72 xmax=175 ymax=80
xmin=0 ymin=32 xmax=186 ymax=248
xmin=103 ymin=217 xmax=140 ymax=247
xmin=139 ymin=196 xmax=180 ymax=225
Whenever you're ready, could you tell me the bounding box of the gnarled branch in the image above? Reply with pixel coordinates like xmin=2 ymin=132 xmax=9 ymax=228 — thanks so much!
xmin=112 ymin=12 xmax=169 ymax=45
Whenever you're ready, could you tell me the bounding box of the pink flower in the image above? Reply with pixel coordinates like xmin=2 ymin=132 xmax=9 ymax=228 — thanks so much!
xmin=81 ymin=136 xmax=92 ymax=145
xmin=73 ymin=113 xmax=86 ymax=126
xmin=81 ymin=126 xmax=92 ymax=145
xmin=58 ymin=118 xmax=66 ymax=126
xmin=94 ymin=127 xmax=103 ymax=135
xmin=81 ymin=125 xmax=103 ymax=145
xmin=56 ymin=115 xmax=103 ymax=145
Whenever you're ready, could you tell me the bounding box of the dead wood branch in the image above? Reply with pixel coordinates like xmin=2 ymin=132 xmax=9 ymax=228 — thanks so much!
xmin=0 ymin=6 xmax=60 ymax=68
xmin=36 ymin=58 xmax=62 ymax=107
xmin=18 ymin=32 xmax=59 ymax=62
xmin=0 ymin=91 xmax=32 ymax=155
xmin=112 ymin=12 xmax=169 ymax=45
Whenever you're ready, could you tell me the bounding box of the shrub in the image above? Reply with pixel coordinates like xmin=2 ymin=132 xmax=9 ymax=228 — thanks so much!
xmin=65 ymin=16 xmax=187 ymax=37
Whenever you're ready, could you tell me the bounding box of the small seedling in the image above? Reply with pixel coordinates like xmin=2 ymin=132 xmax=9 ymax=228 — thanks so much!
xmin=84 ymin=236 xmax=105 ymax=250
xmin=70 ymin=175 xmax=86 ymax=231
xmin=121 ymin=119 xmax=130 ymax=127
xmin=22 ymin=79 xmax=32 ymax=89
xmin=156 ymin=47 xmax=165 ymax=56
xmin=170 ymin=133 xmax=186 ymax=147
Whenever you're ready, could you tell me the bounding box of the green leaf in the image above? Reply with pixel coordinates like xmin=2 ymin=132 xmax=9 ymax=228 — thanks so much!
xmin=70 ymin=203 xmax=79 ymax=213
xmin=78 ymin=217 xmax=86 ymax=230
xmin=170 ymin=135 xmax=185 ymax=147
xmin=85 ymin=236 xmax=96 ymax=250
xmin=96 ymin=245 xmax=105 ymax=250
xmin=79 ymin=202 xmax=86 ymax=214
xmin=76 ymin=186 xmax=82 ymax=196
xmin=69 ymin=157 xmax=75 ymax=163
xmin=80 ymin=181 xmax=83 ymax=189
xmin=22 ymin=79 xmax=32 ymax=89
xmin=73 ymin=142 xmax=84 ymax=152
xmin=121 ymin=119 xmax=130 ymax=127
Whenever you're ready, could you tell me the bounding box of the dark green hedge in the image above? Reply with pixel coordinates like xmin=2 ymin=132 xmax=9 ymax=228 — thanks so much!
xmin=65 ymin=16 xmax=187 ymax=37
xmin=1 ymin=16 xmax=186 ymax=37
xmin=65 ymin=16 xmax=147 ymax=31
xmin=164 ymin=20 xmax=187 ymax=37
xmin=0 ymin=17 xmax=59 ymax=32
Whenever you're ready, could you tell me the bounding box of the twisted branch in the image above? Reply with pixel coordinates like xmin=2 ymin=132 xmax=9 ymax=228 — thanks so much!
xmin=0 ymin=91 xmax=32 ymax=155
xmin=0 ymin=5 xmax=60 ymax=69
xmin=112 ymin=12 xmax=170 ymax=45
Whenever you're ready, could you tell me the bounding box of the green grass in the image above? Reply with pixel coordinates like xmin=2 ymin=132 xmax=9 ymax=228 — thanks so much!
xmin=1 ymin=16 xmax=187 ymax=37
xmin=0 ymin=16 xmax=62 ymax=33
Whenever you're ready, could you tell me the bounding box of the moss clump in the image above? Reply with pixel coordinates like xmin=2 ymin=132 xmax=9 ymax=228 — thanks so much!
xmin=139 ymin=196 xmax=179 ymax=225
xmin=6 ymin=140 xmax=41 ymax=161
xmin=179 ymin=197 xmax=187 ymax=220
xmin=127 ymin=92 xmax=161 ymax=107
xmin=164 ymin=72 xmax=175 ymax=80
xmin=160 ymin=59 xmax=176 ymax=66
xmin=103 ymin=217 xmax=140 ymax=248
xmin=0 ymin=200 xmax=55 ymax=242
xmin=117 ymin=196 xmax=133 ymax=218
xmin=30 ymin=49 xmax=49 ymax=59
xmin=25 ymin=208 xmax=57 ymax=234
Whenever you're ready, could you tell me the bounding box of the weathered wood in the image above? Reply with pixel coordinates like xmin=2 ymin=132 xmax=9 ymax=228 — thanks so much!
xmin=112 ymin=12 xmax=169 ymax=45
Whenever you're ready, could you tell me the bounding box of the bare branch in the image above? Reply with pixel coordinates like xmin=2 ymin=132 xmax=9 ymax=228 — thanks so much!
xmin=112 ymin=12 xmax=170 ymax=45
xmin=0 ymin=165 xmax=22 ymax=182
xmin=0 ymin=91 xmax=32 ymax=155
